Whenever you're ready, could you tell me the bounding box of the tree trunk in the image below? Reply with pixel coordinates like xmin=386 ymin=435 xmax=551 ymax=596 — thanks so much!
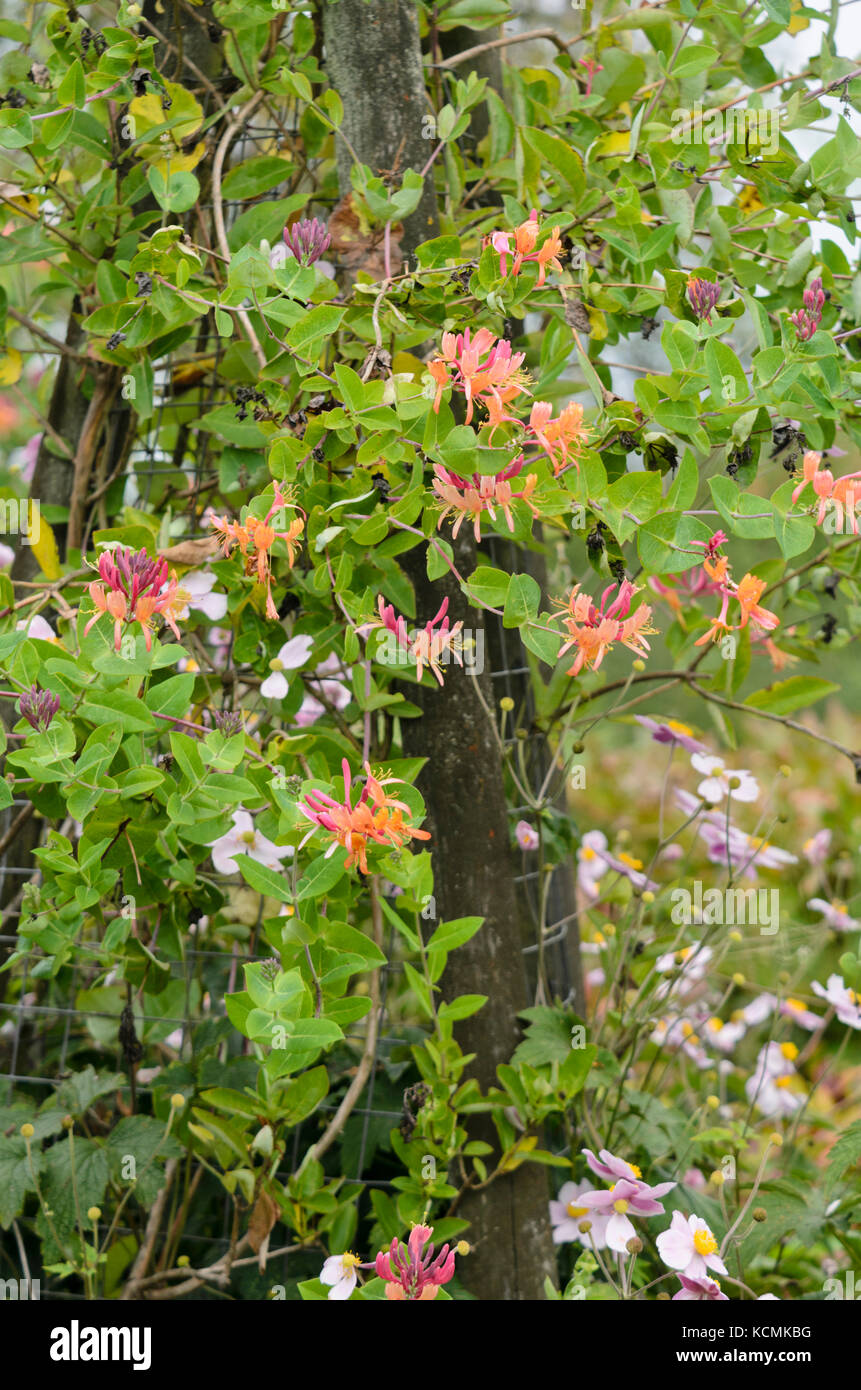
xmin=322 ymin=0 xmax=556 ymax=1300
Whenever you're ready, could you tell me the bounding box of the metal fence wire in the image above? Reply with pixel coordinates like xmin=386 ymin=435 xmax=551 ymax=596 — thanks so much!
xmin=0 ymin=109 xmax=579 ymax=1298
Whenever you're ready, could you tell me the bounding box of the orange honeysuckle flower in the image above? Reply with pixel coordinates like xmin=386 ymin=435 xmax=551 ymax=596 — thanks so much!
xmin=791 ymin=449 xmax=861 ymax=533
xmin=528 ymin=400 xmax=586 ymax=474
xmin=555 ymin=580 xmax=656 ymax=676
xmin=432 ymin=455 xmax=539 ymax=542
xmin=490 ymin=210 xmax=564 ymax=286
xmin=428 ymin=328 xmax=530 ymax=435
xmin=298 ymin=758 xmax=430 ymax=873
xmin=734 ymin=573 xmax=779 ymax=632
xmin=210 ymin=486 xmax=303 ymax=619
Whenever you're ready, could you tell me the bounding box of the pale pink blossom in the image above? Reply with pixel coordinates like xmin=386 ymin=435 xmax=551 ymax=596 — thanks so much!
xmin=657 ymin=1211 xmax=727 ymax=1279
xmin=206 ymin=809 xmax=294 ymax=876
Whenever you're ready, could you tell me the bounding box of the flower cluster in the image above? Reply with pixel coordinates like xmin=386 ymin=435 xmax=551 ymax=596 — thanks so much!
xmin=790 ymin=277 xmax=825 ymax=341
xmin=367 ymin=594 xmax=464 ymax=686
xmin=428 ymin=327 xmax=529 ymax=436
xmin=432 ymin=455 xmax=539 ymax=542
xmin=791 ymin=450 xmax=861 ymax=535
xmin=691 ymin=532 xmax=779 ymax=647
xmin=489 ymin=208 xmax=563 ymax=287
xmin=210 ymin=485 xmax=303 ymax=620
xmin=527 ymin=400 xmax=587 ymax=474
xmin=686 ymin=275 xmax=721 ymax=324
xmin=298 ymin=757 xmax=430 ymax=873
xmin=82 ymin=546 xmax=184 ymax=652
xmin=319 ymin=1224 xmax=459 ymax=1301
xmin=554 ymin=579 xmax=656 ymax=677
xmin=18 ymin=683 xmax=60 ymax=731
xmin=270 ymin=216 xmax=331 ymax=270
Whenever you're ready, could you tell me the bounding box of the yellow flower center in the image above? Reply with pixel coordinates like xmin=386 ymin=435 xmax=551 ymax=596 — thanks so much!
xmin=681 ymin=1022 xmax=695 ymax=1039
xmin=593 ymin=930 xmax=606 ymax=945
xmin=708 ymin=1017 xmax=723 ymax=1031
xmin=747 ymin=836 xmax=770 ymax=851
xmin=785 ymin=998 xmax=805 ymax=1014
xmin=775 ymin=1076 xmax=792 ymax=1089
xmin=693 ymin=1228 xmax=718 ymax=1257
xmin=566 ymin=1202 xmax=589 ymax=1219
xmin=269 ymin=658 xmax=284 ymax=671
xmin=582 ymin=847 xmax=596 ymax=861
xmin=613 ymin=1199 xmax=629 ymax=1214
xmin=626 ymin=1161 xmax=642 ymax=1178
xmin=618 ymin=852 xmax=643 ymax=870
xmin=341 ymin=1252 xmax=361 ymax=1271
xmin=667 ymin=720 xmax=693 ymax=737
xmin=780 ymin=1042 xmax=798 ymax=1061
xmin=240 ymin=831 xmax=256 ymax=846
xmin=831 ymin=900 xmax=847 ymax=913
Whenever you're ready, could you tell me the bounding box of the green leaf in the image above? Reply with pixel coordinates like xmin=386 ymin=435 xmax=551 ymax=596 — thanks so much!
xmin=296 ymin=850 xmax=346 ymax=901
xmin=503 ymin=572 xmax=541 ymax=628
xmin=221 ymin=156 xmax=294 ymax=200
xmin=287 ymin=305 xmax=346 ymax=357
xmin=637 ymin=512 xmax=711 ymax=574
xmin=425 ymin=916 xmax=483 ymax=953
xmin=744 ymin=676 xmax=840 ymax=717
xmin=232 ymin=852 xmax=293 ymax=903
xmin=78 ymin=689 xmax=156 ymax=734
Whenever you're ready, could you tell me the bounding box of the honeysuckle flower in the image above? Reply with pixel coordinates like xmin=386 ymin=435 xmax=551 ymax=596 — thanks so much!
xmin=489 ymin=209 xmax=563 ymax=286
xmin=733 ymin=573 xmax=779 ymax=634
xmin=17 ymin=684 xmax=60 ymax=731
xmin=527 ymin=400 xmax=587 ymax=474
xmin=686 ymin=276 xmax=721 ymax=324
xmin=808 ymin=897 xmax=860 ymax=931
xmin=367 ymin=594 xmax=464 ymax=686
xmin=260 ymin=633 xmax=315 ymax=699
xmin=812 ymin=974 xmax=861 ymax=1029
xmin=81 ymin=546 xmax=183 ymax=652
xmin=169 ymin=568 xmax=228 ymax=623
xmin=211 ymin=484 xmax=304 ymax=620
xmin=802 ymin=829 xmax=832 ymax=865
xmin=779 ymin=996 xmax=821 ymax=1031
xmin=555 ymin=579 xmax=656 ymax=677
xmin=790 ymin=277 xmax=825 ymax=341
xmin=206 ymin=809 xmax=294 ymax=876
xmin=690 ymin=753 xmax=759 ymax=805
xmin=375 ymin=1224 xmax=456 ymax=1300
xmin=17 ymin=614 xmax=58 ymax=642
xmin=515 ymin=820 xmax=540 ymax=851
xmin=319 ymin=1251 xmax=362 ymax=1301
xmin=673 ymin=1274 xmax=729 ymax=1302
xmin=791 ymin=450 xmax=861 ymax=535
xmin=432 ymin=455 xmax=539 ymax=541
xmin=579 ymin=1176 xmax=676 ymax=1254
xmin=298 ymin=758 xmax=430 ymax=874
xmin=635 ymin=716 xmax=708 ymax=754
xmin=657 ymin=1211 xmax=727 ymax=1279
xmin=549 ymin=1180 xmax=610 ymax=1249
xmin=428 ymin=327 xmax=530 ymax=434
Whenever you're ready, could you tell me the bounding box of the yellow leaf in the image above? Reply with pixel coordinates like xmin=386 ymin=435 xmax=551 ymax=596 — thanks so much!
xmin=0 ymin=181 xmax=39 ymax=217
xmin=595 ymin=131 xmax=630 ymax=157
xmin=129 ymin=81 xmax=203 ymax=144
xmin=587 ymin=306 xmax=608 ymax=341
xmin=0 ymin=348 xmax=22 ymax=386
xmin=154 ymin=140 xmax=206 ymax=178
xmin=789 ymin=0 xmax=809 ymax=32
xmin=391 ymin=351 xmax=426 ymax=380
xmin=28 ymin=513 xmax=62 ymax=581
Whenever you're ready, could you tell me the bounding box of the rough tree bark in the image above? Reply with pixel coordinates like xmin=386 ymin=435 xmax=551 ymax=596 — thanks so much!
xmin=322 ymin=0 xmax=556 ymax=1300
